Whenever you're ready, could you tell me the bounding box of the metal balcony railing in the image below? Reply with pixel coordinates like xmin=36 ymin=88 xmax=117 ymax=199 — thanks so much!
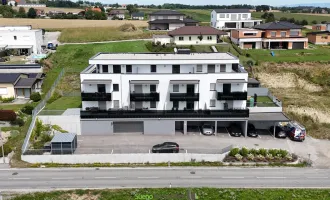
xmin=217 ymin=91 xmax=247 ymax=101
xmin=170 ymin=93 xmax=200 ymax=101
xmin=81 ymin=92 xmax=112 ymax=101
xmin=130 ymin=92 xmax=160 ymax=101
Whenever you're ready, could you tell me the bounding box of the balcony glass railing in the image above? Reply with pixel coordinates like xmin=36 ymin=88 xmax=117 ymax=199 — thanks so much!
xmin=170 ymin=93 xmax=200 ymax=101
xmin=130 ymin=92 xmax=160 ymax=101
xmin=217 ymin=91 xmax=247 ymax=101
xmin=81 ymin=92 xmax=112 ymax=101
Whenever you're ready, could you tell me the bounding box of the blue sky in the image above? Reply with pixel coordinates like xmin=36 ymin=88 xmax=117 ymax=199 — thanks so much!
xmin=122 ymin=0 xmax=329 ymax=6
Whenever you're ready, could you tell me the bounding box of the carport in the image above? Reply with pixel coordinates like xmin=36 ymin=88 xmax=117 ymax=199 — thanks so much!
xmin=51 ymin=133 xmax=77 ymax=154
xmin=249 ymin=112 xmax=290 ymax=137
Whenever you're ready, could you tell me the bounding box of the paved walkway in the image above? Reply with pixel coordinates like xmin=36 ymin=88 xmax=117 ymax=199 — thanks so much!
xmin=60 ymin=38 xmax=152 ymax=45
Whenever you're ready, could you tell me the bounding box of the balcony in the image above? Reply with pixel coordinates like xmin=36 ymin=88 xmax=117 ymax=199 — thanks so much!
xmin=81 ymin=92 xmax=112 ymax=101
xmin=217 ymin=91 xmax=247 ymax=101
xmin=81 ymin=109 xmax=249 ymax=119
xmin=130 ymin=92 xmax=160 ymax=101
xmin=170 ymin=93 xmax=199 ymax=101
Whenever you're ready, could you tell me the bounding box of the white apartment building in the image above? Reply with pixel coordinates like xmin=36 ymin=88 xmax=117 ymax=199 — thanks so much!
xmin=0 ymin=25 xmax=43 ymax=55
xmin=80 ymin=52 xmax=250 ymax=136
xmin=211 ymin=9 xmax=262 ymax=30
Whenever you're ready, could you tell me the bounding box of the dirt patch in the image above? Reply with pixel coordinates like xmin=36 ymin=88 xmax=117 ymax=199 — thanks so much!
xmin=286 ymin=106 xmax=330 ymax=124
xmin=68 ymin=193 xmax=100 ymax=200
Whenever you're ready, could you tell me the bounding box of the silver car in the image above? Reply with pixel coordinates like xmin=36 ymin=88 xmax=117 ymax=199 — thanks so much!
xmin=201 ymin=124 xmax=215 ymax=136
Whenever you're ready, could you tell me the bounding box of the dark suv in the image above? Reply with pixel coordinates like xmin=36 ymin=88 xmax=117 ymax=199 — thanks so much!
xmin=152 ymin=142 xmax=179 ymax=153
xmin=227 ymin=123 xmax=242 ymax=137
xmin=247 ymin=123 xmax=258 ymax=138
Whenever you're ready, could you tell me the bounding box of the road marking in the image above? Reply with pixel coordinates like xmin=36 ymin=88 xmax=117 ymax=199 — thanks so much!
xmin=52 ymin=177 xmax=75 ymax=180
xmin=307 ymin=177 xmax=329 ymax=179
xmin=9 ymin=177 xmax=31 ymax=180
xmin=221 ymin=177 xmax=244 ymax=179
xmin=138 ymin=177 xmax=159 ymax=179
xmin=95 ymin=177 xmax=117 ymax=179
xmin=180 ymin=176 xmax=202 ymax=179
xmin=257 ymin=177 xmax=287 ymax=179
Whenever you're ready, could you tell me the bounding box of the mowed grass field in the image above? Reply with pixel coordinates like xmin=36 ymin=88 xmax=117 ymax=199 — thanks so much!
xmin=252 ymin=12 xmax=330 ymax=24
xmin=0 ymin=18 xmax=148 ymax=29
xmin=12 ymin=6 xmax=83 ymax=13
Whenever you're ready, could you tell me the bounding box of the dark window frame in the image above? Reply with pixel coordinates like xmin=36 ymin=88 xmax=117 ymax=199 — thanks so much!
xmin=102 ymin=65 xmax=108 ymax=73
xmin=113 ymin=65 xmax=121 ymax=74
xmin=113 ymin=84 xmax=119 ymax=92
xmin=126 ymin=65 xmax=132 ymax=73
xmin=151 ymin=65 xmax=157 ymax=72
xmin=150 ymin=101 xmax=156 ymax=108
xmin=150 ymin=84 xmax=156 ymax=92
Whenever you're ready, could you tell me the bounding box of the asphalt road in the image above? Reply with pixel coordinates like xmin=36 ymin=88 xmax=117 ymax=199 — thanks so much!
xmin=1 ymin=167 xmax=330 ymax=191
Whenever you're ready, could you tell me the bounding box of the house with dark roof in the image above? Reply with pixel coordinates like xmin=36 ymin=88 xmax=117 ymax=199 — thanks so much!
xmin=0 ymin=73 xmax=44 ymax=99
xmin=307 ymin=23 xmax=330 ymax=44
xmin=153 ymin=26 xmax=227 ymax=45
xmin=131 ymin=12 xmax=144 ymax=20
xmin=148 ymin=10 xmax=199 ymax=31
xmin=231 ymin=21 xmax=308 ymax=49
xmin=108 ymin=9 xmax=125 ymax=20
xmin=0 ymin=64 xmax=42 ymax=73
xmin=211 ymin=9 xmax=262 ymax=30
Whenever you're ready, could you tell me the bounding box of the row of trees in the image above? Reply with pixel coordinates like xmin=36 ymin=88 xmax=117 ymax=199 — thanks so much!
xmin=279 ymin=6 xmax=330 ymax=14
xmin=0 ymin=5 xmax=37 ymax=18
xmin=261 ymin=12 xmax=310 ymax=26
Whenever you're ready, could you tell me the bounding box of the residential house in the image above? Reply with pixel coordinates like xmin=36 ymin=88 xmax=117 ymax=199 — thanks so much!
xmin=307 ymin=23 xmax=330 ymax=44
xmin=131 ymin=12 xmax=144 ymax=20
xmin=153 ymin=26 xmax=227 ymax=45
xmin=85 ymin=7 xmax=102 ymax=13
xmin=0 ymin=64 xmax=42 ymax=74
xmin=108 ymin=10 xmax=125 ymax=20
xmin=148 ymin=10 xmax=199 ymax=31
xmin=0 ymin=25 xmax=43 ymax=55
xmin=210 ymin=9 xmax=262 ymax=30
xmin=231 ymin=21 xmax=308 ymax=49
xmin=0 ymin=73 xmax=44 ymax=99
xmin=80 ymin=52 xmax=250 ymax=135
xmin=312 ymin=24 xmax=327 ymax=31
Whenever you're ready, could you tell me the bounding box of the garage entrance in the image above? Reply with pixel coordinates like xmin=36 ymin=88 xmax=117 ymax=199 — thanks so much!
xmin=113 ymin=121 xmax=144 ymax=134
xmin=243 ymin=42 xmax=256 ymax=49
xmin=175 ymin=121 xmax=184 ymax=134
xmin=292 ymin=42 xmax=304 ymax=49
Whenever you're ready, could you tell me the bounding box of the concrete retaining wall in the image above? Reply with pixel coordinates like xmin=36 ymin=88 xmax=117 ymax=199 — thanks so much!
xmin=22 ymin=153 xmax=226 ymax=164
xmin=249 ymin=107 xmax=282 ymax=113
xmin=247 ymin=87 xmax=269 ymax=96
xmin=38 ymin=115 xmax=81 ymax=135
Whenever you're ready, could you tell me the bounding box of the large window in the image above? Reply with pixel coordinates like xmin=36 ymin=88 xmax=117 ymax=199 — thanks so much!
xmin=179 ymin=37 xmax=184 ymax=41
xmin=290 ymin=30 xmax=300 ymax=36
xmin=172 ymin=65 xmax=180 ymax=74
xmin=281 ymin=32 xmax=287 ymax=37
xmin=220 ymin=64 xmax=226 ymax=72
xmin=150 ymin=101 xmax=156 ymax=108
xmin=207 ymin=36 xmax=212 ymax=40
xmin=113 ymin=84 xmax=119 ymax=92
xmin=151 ymin=65 xmax=157 ymax=72
xmin=113 ymin=65 xmax=121 ymax=73
xmin=242 ymin=14 xmax=248 ymax=18
xmin=14 ymin=36 xmax=17 ymax=40
xmin=102 ymin=65 xmax=108 ymax=73
xmin=126 ymin=65 xmax=132 ymax=73
xmin=210 ymin=99 xmax=216 ymax=107
xmin=196 ymin=65 xmax=203 ymax=72
xmin=207 ymin=65 xmax=215 ymax=73
xmin=244 ymin=32 xmax=257 ymax=36
xmin=270 ymin=32 xmax=276 ymax=37
xmin=0 ymin=88 xmax=8 ymax=95
xmin=219 ymin=14 xmax=225 ymax=18
xmin=113 ymin=100 xmax=120 ymax=109
xmin=173 ymin=84 xmax=179 ymax=92
xmin=210 ymin=83 xmax=216 ymax=91
xmin=173 ymin=101 xmax=179 ymax=108
xmin=150 ymin=85 xmax=156 ymax=92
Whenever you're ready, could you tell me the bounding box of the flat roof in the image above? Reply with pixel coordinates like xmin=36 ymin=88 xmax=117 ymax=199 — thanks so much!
xmin=51 ymin=133 xmax=76 ymax=143
xmin=130 ymin=80 xmax=159 ymax=84
xmin=217 ymin=79 xmax=247 ymax=83
xmin=6 ymin=45 xmax=33 ymax=49
xmin=249 ymin=112 xmax=290 ymax=122
xmin=91 ymin=52 xmax=237 ymax=61
xmin=82 ymin=79 xmax=112 ymax=84
xmin=0 ymin=64 xmax=41 ymax=69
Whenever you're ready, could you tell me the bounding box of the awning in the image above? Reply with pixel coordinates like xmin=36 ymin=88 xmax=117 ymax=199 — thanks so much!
xmin=6 ymin=45 xmax=33 ymax=49
xmin=249 ymin=112 xmax=290 ymax=122
xmin=82 ymin=79 xmax=112 ymax=84
xmin=217 ymin=79 xmax=247 ymax=83
xmin=130 ymin=80 xmax=159 ymax=84
xmin=170 ymin=80 xmax=199 ymax=84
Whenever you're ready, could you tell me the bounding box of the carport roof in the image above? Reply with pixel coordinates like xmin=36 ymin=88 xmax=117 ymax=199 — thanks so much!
xmin=130 ymin=80 xmax=159 ymax=84
xmin=217 ymin=79 xmax=247 ymax=83
xmin=82 ymin=79 xmax=112 ymax=84
xmin=249 ymin=112 xmax=289 ymax=122
xmin=51 ymin=133 xmax=76 ymax=143
xmin=170 ymin=80 xmax=199 ymax=84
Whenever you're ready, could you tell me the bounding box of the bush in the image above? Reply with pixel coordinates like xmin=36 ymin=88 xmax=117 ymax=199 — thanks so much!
xmin=249 ymin=148 xmax=258 ymax=155
xmin=1 ymin=96 xmax=15 ymax=103
xmin=279 ymin=149 xmax=289 ymax=158
xmin=10 ymin=118 xmax=24 ymax=126
xmin=118 ymin=23 xmax=137 ymax=32
xmin=229 ymin=148 xmax=240 ymax=156
xmin=30 ymin=92 xmax=41 ymax=102
xmin=258 ymin=148 xmax=268 ymax=157
xmin=0 ymin=144 xmax=12 ymax=157
xmin=0 ymin=110 xmax=16 ymax=121
xmin=21 ymin=104 xmax=35 ymax=115
xmin=239 ymin=147 xmax=250 ymax=157
xmin=268 ymin=149 xmax=280 ymax=157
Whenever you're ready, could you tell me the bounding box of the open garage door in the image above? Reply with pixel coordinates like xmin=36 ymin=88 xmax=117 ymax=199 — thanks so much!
xmin=113 ymin=122 xmax=144 ymax=134
xmin=292 ymin=42 xmax=304 ymax=49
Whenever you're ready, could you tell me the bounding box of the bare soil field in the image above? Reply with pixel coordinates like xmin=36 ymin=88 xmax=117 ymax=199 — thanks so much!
xmin=0 ymin=18 xmax=148 ymax=29
xmin=13 ymin=6 xmax=83 ymax=13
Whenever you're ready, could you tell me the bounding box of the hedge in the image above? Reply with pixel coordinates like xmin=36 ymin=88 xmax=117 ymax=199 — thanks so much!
xmin=0 ymin=110 xmax=16 ymax=121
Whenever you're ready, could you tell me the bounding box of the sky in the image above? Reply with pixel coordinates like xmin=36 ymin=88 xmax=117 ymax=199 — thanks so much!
xmin=121 ymin=0 xmax=329 ymax=6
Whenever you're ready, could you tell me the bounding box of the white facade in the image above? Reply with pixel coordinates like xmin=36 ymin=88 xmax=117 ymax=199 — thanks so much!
xmin=173 ymin=35 xmax=218 ymax=45
xmin=0 ymin=26 xmax=43 ymax=55
xmin=211 ymin=10 xmax=262 ymax=30
xmin=80 ymin=53 xmax=248 ymax=112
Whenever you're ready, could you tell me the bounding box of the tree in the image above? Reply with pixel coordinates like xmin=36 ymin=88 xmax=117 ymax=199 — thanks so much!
xmin=295 ymin=20 xmax=301 ymax=25
xmin=288 ymin=18 xmax=295 ymax=23
xmin=311 ymin=20 xmax=318 ymax=24
xmin=27 ymin=7 xmax=36 ymax=18
xmin=256 ymin=5 xmax=270 ymax=12
xmin=279 ymin=17 xmax=288 ymax=21
xmin=321 ymin=21 xmax=327 ymax=24
xmin=197 ymin=33 xmax=203 ymax=41
xmin=126 ymin=4 xmax=138 ymax=15
xmin=265 ymin=13 xmax=275 ymax=23
xmin=99 ymin=6 xmax=105 ymax=12
xmin=261 ymin=12 xmax=269 ymax=19
xmin=301 ymin=19 xmax=308 ymax=26
xmin=16 ymin=6 xmax=26 ymax=18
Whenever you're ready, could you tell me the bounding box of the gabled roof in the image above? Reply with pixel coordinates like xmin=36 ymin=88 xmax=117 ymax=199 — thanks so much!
xmin=254 ymin=21 xmax=303 ymax=30
xmin=148 ymin=18 xmax=199 ymax=24
xmin=109 ymin=9 xmax=125 ymax=15
xmin=168 ymin=26 xmax=227 ymax=36
xmin=131 ymin=12 xmax=144 ymax=17
xmin=149 ymin=10 xmax=184 ymax=16
xmin=0 ymin=73 xmax=21 ymax=84
xmin=213 ymin=9 xmax=251 ymax=13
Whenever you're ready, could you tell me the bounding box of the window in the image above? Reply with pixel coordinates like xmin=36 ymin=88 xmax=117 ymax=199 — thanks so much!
xmin=220 ymin=64 xmax=226 ymax=72
xmin=322 ymin=36 xmax=328 ymax=39
xmin=226 ymin=14 xmax=229 ymax=18
xmin=290 ymin=30 xmax=299 ymax=36
xmin=172 ymin=65 xmax=180 ymax=74
xmin=244 ymin=32 xmax=257 ymax=36
xmin=113 ymin=84 xmax=119 ymax=91
xmin=196 ymin=65 xmax=203 ymax=72
xmin=126 ymin=65 xmax=132 ymax=73
xmin=210 ymin=83 xmax=216 ymax=91
xmin=219 ymin=14 xmax=225 ymax=18
xmin=113 ymin=65 xmax=121 ymax=73
xmin=150 ymin=101 xmax=156 ymax=108
xmin=281 ymin=32 xmax=287 ymax=37
xmin=210 ymin=99 xmax=216 ymax=107
xmin=14 ymin=36 xmax=17 ymax=40
xmin=150 ymin=84 xmax=156 ymax=92
xmin=189 ymin=36 xmax=191 ymax=41
xmin=207 ymin=65 xmax=215 ymax=73
xmin=179 ymin=36 xmax=184 ymax=41
xmin=151 ymin=65 xmax=157 ymax=72
xmin=207 ymin=36 xmax=212 ymax=40
xmin=271 ymin=32 xmax=276 ymax=37
xmin=102 ymin=65 xmax=108 ymax=73
xmin=0 ymin=87 xmax=8 ymax=95
xmin=113 ymin=100 xmax=120 ymax=109
xmin=173 ymin=101 xmax=179 ymax=108
xmin=173 ymin=84 xmax=179 ymax=92
xmin=242 ymin=14 xmax=248 ymax=18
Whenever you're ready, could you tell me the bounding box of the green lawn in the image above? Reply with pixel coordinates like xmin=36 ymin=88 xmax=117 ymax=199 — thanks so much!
xmin=252 ymin=12 xmax=330 ymax=25
xmin=45 ymin=96 xmax=81 ymax=110
xmin=10 ymin=188 xmax=330 ymax=200
xmin=0 ymin=104 xmax=25 ymax=111
xmin=256 ymin=96 xmax=277 ymax=107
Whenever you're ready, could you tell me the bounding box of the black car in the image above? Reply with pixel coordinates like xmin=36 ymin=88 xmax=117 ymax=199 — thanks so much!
xmin=269 ymin=126 xmax=287 ymax=138
xmin=227 ymin=123 xmax=242 ymax=137
xmin=247 ymin=123 xmax=258 ymax=138
xmin=152 ymin=142 xmax=179 ymax=153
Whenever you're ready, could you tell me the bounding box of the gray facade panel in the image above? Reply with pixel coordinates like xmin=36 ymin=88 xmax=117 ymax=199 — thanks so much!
xmin=144 ymin=120 xmax=175 ymax=135
xmin=113 ymin=122 xmax=143 ymax=133
xmin=81 ymin=120 xmax=113 ymax=135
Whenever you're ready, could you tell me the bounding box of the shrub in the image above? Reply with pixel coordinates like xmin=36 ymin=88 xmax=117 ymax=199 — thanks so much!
xmin=239 ymin=147 xmax=250 ymax=157
xmin=10 ymin=118 xmax=24 ymax=126
xmin=21 ymin=104 xmax=35 ymax=115
xmin=234 ymin=154 xmax=243 ymax=161
xmin=1 ymin=96 xmax=15 ymax=103
xmin=0 ymin=144 xmax=12 ymax=157
xmin=0 ymin=110 xmax=16 ymax=121
xmin=249 ymin=148 xmax=258 ymax=155
xmin=279 ymin=149 xmax=288 ymax=158
xmin=285 ymin=154 xmax=293 ymax=161
xmin=268 ymin=149 xmax=280 ymax=157
xmin=266 ymin=154 xmax=274 ymax=160
xmin=247 ymin=153 xmax=254 ymax=161
xmin=229 ymin=148 xmax=240 ymax=156
xmin=156 ymin=41 xmax=161 ymax=46
xmin=30 ymin=92 xmax=41 ymax=102
xmin=258 ymin=148 xmax=267 ymax=157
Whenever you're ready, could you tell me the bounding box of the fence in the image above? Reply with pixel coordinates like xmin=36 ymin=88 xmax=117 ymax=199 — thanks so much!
xmin=21 ymin=69 xmax=65 ymax=154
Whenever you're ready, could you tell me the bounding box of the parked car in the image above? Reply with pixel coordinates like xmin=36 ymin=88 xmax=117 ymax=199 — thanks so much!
xmin=284 ymin=121 xmax=306 ymax=142
xmin=269 ymin=126 xmax=287 ymax=138
xmin=152 ymin=142 xmax=179 ymax=153
xmin=201 ymin=124 xmax=215 ymax=136
xmin=227 ymin=123 xmax=242 ymax=137
xmin=247 ymin=123 xmax=258 ymax=138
